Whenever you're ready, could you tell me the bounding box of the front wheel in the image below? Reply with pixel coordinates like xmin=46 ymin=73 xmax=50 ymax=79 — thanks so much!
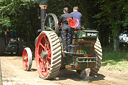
xmin=22 ymin=47 xmax=32 ymax=71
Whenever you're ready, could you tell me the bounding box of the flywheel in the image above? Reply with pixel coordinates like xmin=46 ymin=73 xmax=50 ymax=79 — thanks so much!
xmin=44 ymin=13 xmax=59 ymax=34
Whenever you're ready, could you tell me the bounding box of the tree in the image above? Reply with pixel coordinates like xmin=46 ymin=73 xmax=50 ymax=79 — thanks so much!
xmin=0 ymin=0 xmax=40 ymax=44
xmin=47 ymin=0 xmax=97 ymax=28
xmin=93 ymin=0 xmax=127 ymax=51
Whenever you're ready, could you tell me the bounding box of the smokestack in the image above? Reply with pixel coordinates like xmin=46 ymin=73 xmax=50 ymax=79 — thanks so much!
xmin=40 ymin=5 xmax=47 ymax=30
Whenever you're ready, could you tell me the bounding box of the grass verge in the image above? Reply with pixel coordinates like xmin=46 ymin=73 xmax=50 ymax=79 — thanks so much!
xmin=102 ymin=50 xmax=128 ymax=71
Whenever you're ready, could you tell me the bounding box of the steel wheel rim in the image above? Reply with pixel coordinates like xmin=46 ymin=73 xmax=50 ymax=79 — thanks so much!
xmin=90 ymin=37 xmax=102 ymax=75
xmin=22 ymin=49 xmax=28 ymax=70
xmin=35 ymin=33 xmax=51 ymax=77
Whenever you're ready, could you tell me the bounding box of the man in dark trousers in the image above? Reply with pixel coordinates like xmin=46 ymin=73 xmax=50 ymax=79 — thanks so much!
xmin=58 ymin=7 xmax=72 ymax=52
xmin=70 ymin=6 xmax=82 ymax=29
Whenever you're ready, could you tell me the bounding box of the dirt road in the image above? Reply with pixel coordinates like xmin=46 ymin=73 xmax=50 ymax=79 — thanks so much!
xmin=0 ymin=56 xmax=128 ymax=85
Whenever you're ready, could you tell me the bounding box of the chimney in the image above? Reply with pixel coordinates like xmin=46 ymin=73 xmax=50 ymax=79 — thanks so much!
xmin=39 ymin=5 xmax=47 ymax=31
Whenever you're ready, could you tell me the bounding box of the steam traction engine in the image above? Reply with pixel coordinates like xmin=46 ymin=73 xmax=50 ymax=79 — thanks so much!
xmin=22 ymin=5 xmax=102 ymax=80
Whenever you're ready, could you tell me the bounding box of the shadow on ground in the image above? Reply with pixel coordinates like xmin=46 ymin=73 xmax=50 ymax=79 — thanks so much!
xmin=0 ymin=52 xmax=22 ymax=57
xmin=51 ymin=69 xmax=105 ymax=82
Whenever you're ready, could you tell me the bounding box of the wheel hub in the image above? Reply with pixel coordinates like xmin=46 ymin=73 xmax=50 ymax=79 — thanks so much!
xmin=23 ymin=56 xmax=28 ymax=61
xmin=41 ymin=50 xmax=48 ymax=59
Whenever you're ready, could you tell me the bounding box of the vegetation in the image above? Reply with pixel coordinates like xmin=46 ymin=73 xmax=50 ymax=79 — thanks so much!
xmin=102 ymin=50 xmax=128 ymax=70
xmin=94 ymin=0 xmax=128 ymax=51
xmin=0 ymin=0 xmax=128 ymax=51
xmin=0 ymin=0 xmax=39 ymax=43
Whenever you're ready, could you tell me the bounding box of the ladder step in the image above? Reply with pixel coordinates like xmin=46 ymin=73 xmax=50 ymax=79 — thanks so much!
xmin=64 ymin=51 xmax=84 ymax=56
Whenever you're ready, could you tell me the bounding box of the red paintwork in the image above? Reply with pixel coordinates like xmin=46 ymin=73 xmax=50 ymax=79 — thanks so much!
xmin=72 ymin=40 xmax=95 ymax=69
xmin=79 ymin=41 xmax=95 ymax=69
xmin=68 ymin=18 xmax=79 ymax=28
xmin=65 ymin=65 xmax=75 ymax=69
xmin=79 ymin=41 xmax=95 ymax=57
xmin=35 ymin=33 xmax=51 ymax=78
xmin=22 ymin=49 xmax=28 ymax=70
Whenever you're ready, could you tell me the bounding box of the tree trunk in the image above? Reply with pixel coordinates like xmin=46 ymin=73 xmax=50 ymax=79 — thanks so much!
xmin=112 ymin=28 xmax=119 ymax=51
xmin=113 ymin=37 xmax=119 ymax=51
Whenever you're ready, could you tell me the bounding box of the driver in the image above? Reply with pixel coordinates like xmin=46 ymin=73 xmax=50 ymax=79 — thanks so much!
xmin=58 ymin=7 xmax=73 ymax=52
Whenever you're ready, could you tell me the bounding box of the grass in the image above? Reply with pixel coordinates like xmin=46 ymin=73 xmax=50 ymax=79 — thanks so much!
xmin=102 ymin=48 xmax=128 ymax=71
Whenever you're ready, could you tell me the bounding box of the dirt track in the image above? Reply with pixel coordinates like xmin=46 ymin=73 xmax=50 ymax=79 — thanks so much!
xmin=0 ymin=56 xmax=128 ymax=85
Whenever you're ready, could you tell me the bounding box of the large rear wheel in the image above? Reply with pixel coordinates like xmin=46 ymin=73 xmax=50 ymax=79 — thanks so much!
xmin=35 ymin=31 xmax=61 ymax=79
xmin=90 ymin=38 xmax=102 ymax=76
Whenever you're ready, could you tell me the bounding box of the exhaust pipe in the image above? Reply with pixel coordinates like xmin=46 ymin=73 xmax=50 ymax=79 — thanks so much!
xmin=39 ymin=5 xmax=47 ymax=31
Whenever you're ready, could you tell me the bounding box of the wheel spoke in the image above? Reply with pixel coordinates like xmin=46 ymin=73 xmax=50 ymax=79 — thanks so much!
xmin=35 ymin=31 xmax=61 ymax=79
xmin=51 ymin=19 xmax=54 ymax=28
xmin=46 ymin=61 xmax=50 ymax=71
xmin=47 ymin=49 xmax=51 ymax=60
xmin=24 ymin=62 xmax=27 ymax=68
xmin=38 ymin=53 xmax=49 ymax=73
xmin=46 ymin=42 xmax=50 ymax=50
xmin=39 ymin=35 xmax=49 ymax=51
xmin=47 ymin=17 xmax=50 ymax=27
xmin=39 ymin=59 xmax=49 ymax=73
xmin=25 ymin=56 xmax=28 ymax=62
xmin=22 ymin=50 xmax=28 ymax=69
xmin=39 ymin=42 xmax=47 ymax=51
xmin=48 ymin=17 xmax=52 ymax=28
xmin=43 ymin=35 xmax=47 ymax=42
xmin=39 ymin=58 xmax=45 ymax=72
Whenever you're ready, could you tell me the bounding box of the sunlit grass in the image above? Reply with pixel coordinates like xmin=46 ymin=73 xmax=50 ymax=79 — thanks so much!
xmin=102 ymin=50 xmax=128 ymax=71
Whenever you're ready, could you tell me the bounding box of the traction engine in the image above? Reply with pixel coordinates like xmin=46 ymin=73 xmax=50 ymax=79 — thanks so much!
xmin=22 ymin=4 xmax=102 ymax=80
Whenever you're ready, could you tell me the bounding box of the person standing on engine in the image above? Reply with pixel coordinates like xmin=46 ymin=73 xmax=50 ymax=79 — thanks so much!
xmin=58 ymin=7 xmax=73 ymax=52
xmin=70 ymin=6 xmax=82 ymax=29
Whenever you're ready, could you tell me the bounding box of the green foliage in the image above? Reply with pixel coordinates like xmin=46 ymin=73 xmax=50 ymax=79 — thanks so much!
xmin=0 ymin=0 xmax=98 ymax=44
xmin=0 ymin=0 xmax=40 ymax=44
xmin=0 ymin=17 xmax=11 ymax=27
xmin=93 ymin=0 xmax=128 ymax=51
xmin=47 ymin=0 xmax=97 ymax=28
xmin=0 ymin=0 xmax=128 ymax=50
xmin=102 ymin=50 xmax=128 ymax=70
xmin=36 ymin=0 xmax=48 ymax=5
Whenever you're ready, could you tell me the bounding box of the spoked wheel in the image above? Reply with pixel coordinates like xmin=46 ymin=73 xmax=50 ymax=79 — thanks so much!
xmin=22 ymin=47 xmax=32 ymax=71
xmin=90 ymin=37 xmax=102 ymax=76
xmin=44 ymin=13 xmax=59 ymax=34
xmin=35 ymin=31 xmax=61 ymax=79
